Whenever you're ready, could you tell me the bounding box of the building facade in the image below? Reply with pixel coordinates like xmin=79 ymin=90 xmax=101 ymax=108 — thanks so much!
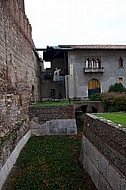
xmin=42 ymin=45 xmax=126 ymax=99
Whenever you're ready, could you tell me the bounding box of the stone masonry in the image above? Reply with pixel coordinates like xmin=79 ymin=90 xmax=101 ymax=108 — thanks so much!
xmin=28 ymin=102 xmax=104 ymax=136
xmin=80 ymin=113 xmax=126 ymax=190
xmin=28 ymin=105 xmax=77 ymax=136
xmin=0 ymin=0 xmax=40 ymax=188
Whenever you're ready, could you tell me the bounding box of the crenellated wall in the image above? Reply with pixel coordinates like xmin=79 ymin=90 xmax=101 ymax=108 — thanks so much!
xmin=0 ymin=0 xmax=41 ymax=188
xmin=1 ymin=0 xmax=32 ymax=44
xmin=80 ymin=114 xmax=126 ymax=190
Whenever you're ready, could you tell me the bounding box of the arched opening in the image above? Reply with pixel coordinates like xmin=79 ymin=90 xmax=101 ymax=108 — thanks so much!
xmin=92 ymin=106 xmax=98 ymax=113
xmin=88 ymin=78 xmax=101 ymax=98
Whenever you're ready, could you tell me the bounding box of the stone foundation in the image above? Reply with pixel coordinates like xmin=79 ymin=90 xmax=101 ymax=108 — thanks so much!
xmin=30 ymin=119 xmax=77 ymax=136
xmin=0 ymin=130 xmax=31 ymax=189
xmin=80 ymin=114 xmax=126 ymax=190
xmin=29 ymin=105 xmax=77 ymax=135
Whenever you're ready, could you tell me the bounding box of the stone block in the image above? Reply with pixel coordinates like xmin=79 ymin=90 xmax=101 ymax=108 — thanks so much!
xmin=49 ymin=128 xmax=58 ymax=135
xmin=98 ymin=175 xmax=108 ymax=190
xmin=98 ymin=152 xmax=109 ymax=179
xmin=58 ymin=128 xmax=67 ymax=135
xmin=106 ymin=160 xmax=123 ymax=190
xmin=0 ymin=130 xmax=31 ymax=189
xmin=0 ymin=162 xmax=9 ymax=189
xmin=67 ymin=128 xmax=77 ymax=135
xmin=86 ymin=157 xmax=99 ymax=189
xmin=120 ymin=177 xmax=126 ymax=190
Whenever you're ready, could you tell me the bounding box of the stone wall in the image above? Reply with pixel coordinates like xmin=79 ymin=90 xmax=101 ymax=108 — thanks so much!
xmin=80 ymin=114 xmax=126 ymax=190
xmin=28 ymin=105 xmax=77 ymax=135
xmin=0 ymin=0 xmax=40 ymax=188
xmin=28 ymin=102 xmax=103 ymax=136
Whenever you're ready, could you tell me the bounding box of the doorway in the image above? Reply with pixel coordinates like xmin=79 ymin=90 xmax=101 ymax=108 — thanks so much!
xmin=88 ymin=78 xmax=101 ymax=98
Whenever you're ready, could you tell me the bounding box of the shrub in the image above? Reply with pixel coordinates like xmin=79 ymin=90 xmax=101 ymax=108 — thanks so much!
xmin=90 ymin=93 xmax=101 ymax=101
xmin=100 ymin=92 xmax=126 ymax=112
xmin=108 ymin=83 xmax=126 ymax=92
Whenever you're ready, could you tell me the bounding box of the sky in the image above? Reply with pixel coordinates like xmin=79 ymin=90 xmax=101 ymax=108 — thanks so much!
xmin=24 ymin=0 xmax=126 ymax=67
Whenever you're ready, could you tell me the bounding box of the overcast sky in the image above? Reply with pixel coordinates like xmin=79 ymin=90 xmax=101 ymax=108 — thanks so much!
xmin=25 ymin=0 xmax=126 ymax=49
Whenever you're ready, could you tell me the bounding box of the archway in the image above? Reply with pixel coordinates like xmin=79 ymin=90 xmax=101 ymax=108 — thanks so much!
xmin=88 ymin=78 xmax=101 ymax=98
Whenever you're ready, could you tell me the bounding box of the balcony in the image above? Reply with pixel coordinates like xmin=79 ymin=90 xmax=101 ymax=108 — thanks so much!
xmin=53 ymin=75 xmax=65 ymax=82
xmin=84 ymin=67 xmax=104 ymax=73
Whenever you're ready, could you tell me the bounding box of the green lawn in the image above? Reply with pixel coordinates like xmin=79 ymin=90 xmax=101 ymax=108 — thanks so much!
xmin=95 ymin=113 xmax=126 ymax=127
xmin=35 ymin=100 xmax=70 ymax=107
xmin=3 ymin=132 xmax=96 ymax=190
xmin=34 ymin=100 xmax=91 ymax=107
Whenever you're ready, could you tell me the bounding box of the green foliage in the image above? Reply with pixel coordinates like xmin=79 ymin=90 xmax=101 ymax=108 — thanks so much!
xmin=108 ymin=83 xmax=126 ymax=92
xmin=95 ymin=113 xmax=126 ymax=127
xmin=100 ymin=92 xmax=126 ymax=112
xmin=90 ymin=93 xmax=101 ymax=101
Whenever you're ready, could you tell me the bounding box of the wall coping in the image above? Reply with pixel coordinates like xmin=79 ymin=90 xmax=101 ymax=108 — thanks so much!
xmin=86 ymin=113 xmax=126 ymax=133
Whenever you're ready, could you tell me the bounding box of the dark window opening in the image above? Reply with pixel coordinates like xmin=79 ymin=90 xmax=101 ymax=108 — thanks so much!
xmin=81 ymin=105 xmax=87 ymax=113
xmin=32 ymin=85 xmax=34 ymax=92
xmin=92 ymin=106 xmax=98 ymax=113
xmin=119 ymin=57 xmax=123 ymax=67
xmin=50 ymin=89 xmax=55 ymax=99
xmin=118 ymin=77 xmax=123 ymax=83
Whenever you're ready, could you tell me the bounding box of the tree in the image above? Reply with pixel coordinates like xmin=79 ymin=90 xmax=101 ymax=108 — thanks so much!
xmin=108 ymin=83 xmax=126 ymax=93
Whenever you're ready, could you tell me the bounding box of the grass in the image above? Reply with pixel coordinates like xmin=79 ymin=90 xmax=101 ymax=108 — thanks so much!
xmin=95 ymin=113 xmax=126 ymax=127
xmin=34 ymin=99 xmax=94 ymax=107
xmin=35 ymin=100 xmax=70 ymax=107
xmin=3 ymin=128 xmax=96 ymax=190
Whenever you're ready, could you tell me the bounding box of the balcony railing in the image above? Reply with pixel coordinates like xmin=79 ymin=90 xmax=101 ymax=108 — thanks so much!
xmin=53 ymin=75 xmax=65 ymax=82
xmin=84 ymin=67 xmax=104 ymax=73
xmin=41 ymin=72 xmax=65 ymax=82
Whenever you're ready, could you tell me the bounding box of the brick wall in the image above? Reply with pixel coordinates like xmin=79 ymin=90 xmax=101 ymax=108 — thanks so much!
xmin=0 ymin=0 xmax=40 ymax=175
xmin=28 ymin=105 xmax=77 ymax=135
xmin=29 ymin=105 xmax=76 ymax=123
xmin=80 ymin=114 xmax=126 ymax=190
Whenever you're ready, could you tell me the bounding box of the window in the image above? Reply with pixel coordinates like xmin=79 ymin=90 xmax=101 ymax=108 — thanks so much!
xmin=85 ymin=57 xmax=101 ymax=68
xmin=118 ymin=77 xmax=124 ymax=83
xmin=119 ymin=57 xmax=123 ymax=67
xmin=50 ymin=89 xmax=55 ymax=98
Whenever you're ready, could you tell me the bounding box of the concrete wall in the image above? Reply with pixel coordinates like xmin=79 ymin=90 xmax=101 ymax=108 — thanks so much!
xmin=28 ymin=105 xmax=77 ymax=135
xmin=80 ymin=113 xmax=126 ymax=190
xmin=0 ymin=0 xmax=40 ymax=188
xmin=68 ymin=50 xmax=126 ymax=98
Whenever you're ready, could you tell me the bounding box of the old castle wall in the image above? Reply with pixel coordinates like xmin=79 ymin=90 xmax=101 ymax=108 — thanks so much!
xmin=28 ymin=105 xmax=77 ymax=136
xmin=28 ymin=102 xmax=103 ymax=136
xmin=80 ymin=114 xmax=126 ymax=190
xmin=0 ymin=0 xmax=40 ymax=187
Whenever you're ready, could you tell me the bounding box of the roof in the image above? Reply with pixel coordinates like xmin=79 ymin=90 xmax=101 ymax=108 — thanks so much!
xmin=58 ymin=45 xmax=126 ymax=50
xmin=36 ymin=45 xmax=126 ymax=52
xmin=41 ymin=44 xmax=126 ymax=61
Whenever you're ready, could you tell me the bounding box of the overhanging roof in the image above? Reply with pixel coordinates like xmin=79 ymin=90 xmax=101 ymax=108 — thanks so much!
xmin=59 ymin=44 xmax=126 ymax=50
xmin=37 ymin=45 xmax=126 ymax=61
